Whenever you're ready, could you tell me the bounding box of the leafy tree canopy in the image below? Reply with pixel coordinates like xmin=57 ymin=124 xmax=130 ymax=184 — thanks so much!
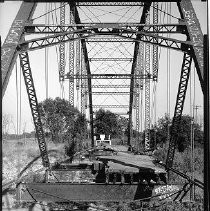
xmin=94 ymin=109 xmax=128 ymax=138
xmin=38 ymin=97 xmax=86 ymax=143
xmin=150 ymin=114 xmax=203 ymax=152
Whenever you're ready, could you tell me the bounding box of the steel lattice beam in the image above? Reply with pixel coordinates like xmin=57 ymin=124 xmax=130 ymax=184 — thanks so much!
xmin=1 ymin=2 xmax=37 ymax=97
xmin=19 ymin=51 xmax=50 ymax=168
xmin=20 ymin=27 xmax=190 ymax=53
xmin=91 ymin=92 xmax=137 ymax=95
xmin=93 ymin=105 xmax=128 ymax=108
xmin=89 ymin=58 xmax=133 ymax=62
xmin=77 ymin=2 xmax=144 ymax=6
xmin=69 ymin=2 xmax=94 ymax=147
xmin=69 ymin=10 xmax=75 ymax=106
xmin=134 ymin=45 xmax=142 ymax=147
xmin=65 ymin=74 xmax=152 ymax=79
xmin=128 ymin=2 xmax=151 ymax=146
xmin=152 ymin=2 xmax=159 ymax=81
xmin=25 ymin=23 xmax=184 ymax=34
xmin=91 ymin=84 xmax=130 ymax=88
xmin=59 ymin=2 xmax=65 ymax=81
xmin=76 ymin=39 xmax=80 ymax=90
xmin=81 ymin=55 xmax=87 ymax=114
xmin=144 ymin=11 xmax=151 ymax=151
xmin=166 ymin=53 xmax=192 ymax=169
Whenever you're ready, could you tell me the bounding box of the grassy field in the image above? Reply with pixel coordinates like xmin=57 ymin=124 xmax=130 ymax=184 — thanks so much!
xmin=2 ymin=138 xmax=66 ymax=209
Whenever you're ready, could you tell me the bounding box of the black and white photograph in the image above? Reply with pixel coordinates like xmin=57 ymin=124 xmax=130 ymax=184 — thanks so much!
xmin=1 ymin=0 xmax=209 ymax=210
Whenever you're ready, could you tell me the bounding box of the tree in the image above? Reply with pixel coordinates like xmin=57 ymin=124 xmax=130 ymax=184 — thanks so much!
xmin=94 ymin=109 xmax=123 ymax=138
xmin=150 ymin=114 xmax=203 ymax=152
xmin=38 ymin=97 xmax=80 ymax=143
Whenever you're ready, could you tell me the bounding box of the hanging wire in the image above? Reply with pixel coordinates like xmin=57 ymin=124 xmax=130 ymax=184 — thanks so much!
xmin=50 ymin=3 xmax=66 ymax=99
xmin=166 ymin=2 xmax=171 ymax=143
xmin=189 ymin=60 xmax=194 ymax=201
xmin=150 ymin=3 xmax=180 ymax=20
xmin=32 ymin=3 xmax=68 ymax=21
xmin=19 ymin=59 xmax=22 ymax=135
xmin=45 ymin=3 xmax=49 ymax=99
xmin=15 ymin=62 xmax=19 ymax=136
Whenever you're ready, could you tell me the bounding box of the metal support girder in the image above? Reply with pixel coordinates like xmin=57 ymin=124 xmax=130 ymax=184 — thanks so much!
xmin=139 ymin=42 xmax=145 ymax=91
xmin=93 ymin=105 xmax=128 ymax=108
xmin=128 ymin=2 xmax=151 ymax=146
xmin=20 ymin=28 xmax=190 ymax=53
xmin=23 ymin=1 xmax=180 ymax=5
xmin=177 ymin=0 xmax=204 ymax=92
xmin=69 ymin=2 xmax=94 ymax=147
xmin=25 ymin=23 xmax=184 ymax=34
xmin=19 ymin=51 xmax=50 ymax=168
xmin=59 ymin=2 xmax=65 ymax=82
xmin=77 ymin=2 xmax=144 ymax=6
xmin=69 ymin=10 xmax=74 ymax=106
xmin=166 ymin=53 xmax=192 ymax=169
xmin=134 ymin=48 xmax=141 ymax=148
xmin=144 ymin=14 xmax=151 ymax=151
xmin=91 ymin=85 xmax=130 ymax=88
xmin=91 ymin=92 xmax=136 ymax=95
xmin=1 ymin=2 xmax=37 ymax=97
xmin=89 ymin=58 xmax=133 ymax=62
xmin=81 ymin=54 xmax=87 ymax=114
xmin=203 ymin=34 xmax=210 ymax=211
xmin=152 ymin=2 xmax=159 ymax=81
xmin=76 ymin=40 xmax=80 ymax=90
xmin=65 ymin=74 xmax=153 ymax=80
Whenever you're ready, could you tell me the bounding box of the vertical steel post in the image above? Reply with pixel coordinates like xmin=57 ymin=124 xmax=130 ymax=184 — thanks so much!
xmin=59 ymin=2 xmax=65 ymax=82
xmin=144 ymin=12 xmax=151 ymax=151
xmin=69 ymin=9 xmax=75 ymax=106
xmin=127 ymin=2 xmax=151 ymax=146
xmin=152 ymin=2 xmax=159 ymax=81
xmin=68 ymin=2 xmax=94 ymax=146
xmin=203 ymin=34 xmax=210 ymax=211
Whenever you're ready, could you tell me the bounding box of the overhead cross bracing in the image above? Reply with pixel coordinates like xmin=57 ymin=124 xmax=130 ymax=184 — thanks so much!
xmin=1 ymin=0 xmax=205 ymax=171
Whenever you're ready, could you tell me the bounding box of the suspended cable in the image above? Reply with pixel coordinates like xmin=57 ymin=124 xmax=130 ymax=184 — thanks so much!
xmin=50 ymin=3 xmax=65 ymax=99
xmin=45 ymin=3 xmax=49 ymax=99
xmin=32 ymin=3 xmax=68 ymax=21
xmin=150 ymin=3 xmax=180 ymax=20
xmin=166 ymin=2 xmax=171 ymax=143
xmin=189 ymin=60 xmax=194 ymax=201
xmin=15 ymin=62 xmax=19 ymax=136
xmin=19 ymin=60 xmax=22 ymax=135
xmin=116 ymin=6 xmax=133 ymax=22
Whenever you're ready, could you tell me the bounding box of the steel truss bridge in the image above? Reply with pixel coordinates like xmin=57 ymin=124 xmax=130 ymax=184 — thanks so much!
xmin=1 ymin=1 xmax=208 ymax=205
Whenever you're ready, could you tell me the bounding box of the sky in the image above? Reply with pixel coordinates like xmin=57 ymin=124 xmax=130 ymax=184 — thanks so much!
xmin=0 ymin=1 xmax=208 ymax=134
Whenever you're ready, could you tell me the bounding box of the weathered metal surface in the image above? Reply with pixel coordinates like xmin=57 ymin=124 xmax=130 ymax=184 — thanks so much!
xmin=98 ymin=152 xmax=166 ymax=174
xmin=128 ymin=2 xmax=151 ymax=146
xmin=69 ymin=2 xmax=94 ymax=147
xmin=166 ymin=53 xmax=192 ymax=169
xmin=59 ymin=3 xmax=65 ymax=82
xmin=19 ymin=29 xmax=190 ymax=52
xmin=178 ymin=0 xmax=204 ymax=92
xmin=1 ymin=2 xmax=36 ymax=97
xmin=18 ymin=183 xmax=140 ymax=202
xmin=19 ymin=52 xmax=50 ymax=167
xmin=152 ymin=184 xmax=182 ymax=201
xmin=18 ymin=183 xmax=183 ymax=202
xmin=25 ymin=23 xmax=184 ymax=34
